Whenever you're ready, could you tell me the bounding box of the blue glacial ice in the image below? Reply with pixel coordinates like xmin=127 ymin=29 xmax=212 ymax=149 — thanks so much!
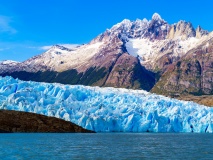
xmin=0 ymin=76 xmax=213 ymax=133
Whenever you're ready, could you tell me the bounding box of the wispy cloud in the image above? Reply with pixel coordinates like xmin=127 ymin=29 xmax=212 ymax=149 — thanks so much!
xmin=0 ymin=15 xmax=17 ymax=34
xmin=40 ymin=45 xmax=52 ymax=50
xmin=0 ymin=47 xmax=10 ymax=51
xmin=40 ymin=44 xmax=80 ymax=50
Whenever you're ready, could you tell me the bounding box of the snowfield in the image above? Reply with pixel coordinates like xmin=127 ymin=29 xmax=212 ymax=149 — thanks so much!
xmin=0 ymin=76 xmax=213 ymax=133
xmin=125 ymin=37 xmax=202 ymax=69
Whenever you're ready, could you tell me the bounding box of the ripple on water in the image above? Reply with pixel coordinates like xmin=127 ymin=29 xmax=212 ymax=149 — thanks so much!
xmin=0 ymin=133 xmax=213 ymax=160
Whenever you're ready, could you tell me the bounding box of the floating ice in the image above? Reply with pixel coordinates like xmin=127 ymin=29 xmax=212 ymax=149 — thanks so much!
xmin=0 ymin=76 xmax=213 ymax=133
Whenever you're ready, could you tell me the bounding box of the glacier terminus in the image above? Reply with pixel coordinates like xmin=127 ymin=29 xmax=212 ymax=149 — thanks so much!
xmin=0 ymin=76 xmax=213 ymax=133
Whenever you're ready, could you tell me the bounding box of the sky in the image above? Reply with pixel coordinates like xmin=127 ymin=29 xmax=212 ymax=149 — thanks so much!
xmin=0 ymin=0 xmax=213 ymax=62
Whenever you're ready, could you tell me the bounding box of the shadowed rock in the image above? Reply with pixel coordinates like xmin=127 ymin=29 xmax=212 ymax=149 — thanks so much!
xmin=0 ymin=110 xmax=94 ymax=133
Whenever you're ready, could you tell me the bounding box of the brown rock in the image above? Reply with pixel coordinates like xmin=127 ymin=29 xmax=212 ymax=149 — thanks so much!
xmin=167 ymin=21 xmax=196 ymax=40
xmin=152 ymin=37 xmax=213 ymax=105
xmin=0 ymin=110 xmax=94 ymax=133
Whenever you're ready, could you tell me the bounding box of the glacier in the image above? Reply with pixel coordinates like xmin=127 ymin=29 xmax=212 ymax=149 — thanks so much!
xmin=0 ymin=76 xmax=213 ymax=133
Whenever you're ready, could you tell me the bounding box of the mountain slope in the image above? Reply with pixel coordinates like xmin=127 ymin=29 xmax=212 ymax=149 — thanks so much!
xmin=0 ymin=25 xmax=156 ymax=90
xmin=151 ymin=33 xmax=213 ymax=101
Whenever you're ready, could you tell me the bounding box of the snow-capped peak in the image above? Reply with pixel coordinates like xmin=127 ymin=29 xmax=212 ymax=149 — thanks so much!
xmin=0 ymin=60 xmax=20 ymax=65
xmin=110 ymin=19 xmax=132 ymax=31
xmin=120 ymin=19 xmax=131 ymax=25
xmin=105 ymin=13 xmax=170 ymax=41
xmin=51 ymin=45 xmax=72 ymax=51
xmin=152 ymin=13 xmax=162 ymax=21
xmin=142 ymin=18 xmax=148 ymax=23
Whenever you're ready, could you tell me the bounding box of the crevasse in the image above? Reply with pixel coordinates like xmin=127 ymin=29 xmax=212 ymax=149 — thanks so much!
xmin=0 ymin=76 xmax=213 ymax=133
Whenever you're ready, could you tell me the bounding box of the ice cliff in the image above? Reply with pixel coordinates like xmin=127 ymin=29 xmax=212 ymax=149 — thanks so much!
xmin=0 ymin=76 xmax=213 ymax=133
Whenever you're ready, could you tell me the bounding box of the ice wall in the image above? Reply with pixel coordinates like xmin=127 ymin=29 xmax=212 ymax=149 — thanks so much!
xmin=0 ymin=76 xmax=213 ymax=133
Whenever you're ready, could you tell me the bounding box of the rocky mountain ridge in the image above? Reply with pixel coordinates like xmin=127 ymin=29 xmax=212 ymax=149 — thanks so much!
xmin=1 ymin=13 xmax=209 ymax=73
xmin=0 ymin=13 xmax=212 ymax=105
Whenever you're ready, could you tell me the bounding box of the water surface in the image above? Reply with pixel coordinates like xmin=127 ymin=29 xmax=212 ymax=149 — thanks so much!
xmin=0 ymin=133 xmax=212 ymax=160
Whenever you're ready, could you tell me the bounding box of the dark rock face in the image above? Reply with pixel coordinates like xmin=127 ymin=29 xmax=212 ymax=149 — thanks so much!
xmin=0 ymin=66 xmax=110 ymax=87
xmin=0 ymin=110 xmax=94 ymax=133
xmin=104 ymin=53 xmax=155 ymax=90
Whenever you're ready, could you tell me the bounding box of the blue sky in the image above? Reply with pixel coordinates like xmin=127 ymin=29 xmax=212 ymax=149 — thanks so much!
xmin=0 ymin=0 xmax=213 ymax=62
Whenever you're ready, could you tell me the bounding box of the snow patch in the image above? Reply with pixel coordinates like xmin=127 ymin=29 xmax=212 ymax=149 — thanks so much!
xmin=126 ymin=39 xmax=152 ymax=60
xmin=126 ymin=37 xmax=202 ymax=68
xmin=177 ymin=37 xmax=199 ymax=53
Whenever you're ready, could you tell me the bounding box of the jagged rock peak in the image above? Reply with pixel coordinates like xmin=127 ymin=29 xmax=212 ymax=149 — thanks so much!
xmin=197 ymin=25 xmax=202 ymax=31
xmin=136 ymin=18 xmax=148 ymax=23
xmin=110 ymin=19 xmax=132 ymax=31
xmin=111 ymin=13 xmax=164 ymax=31
xmin=120 ymin=19 xmax=132 ymax=25
xmin=167 ymin=20 xmax=196 ymax=40
xmin=196 ymin=25 xmax=209 ymax=38
xmin=96 ymin=13 xmax=170 ymax=42
xmin=93 ymin=13 xmax=210 ymax=43
xmin=152 ymin=13 xmax=163 ymax=21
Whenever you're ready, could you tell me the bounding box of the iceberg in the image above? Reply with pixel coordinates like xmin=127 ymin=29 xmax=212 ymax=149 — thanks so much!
xmin=0 ymin=76 xmax=213 ymax=133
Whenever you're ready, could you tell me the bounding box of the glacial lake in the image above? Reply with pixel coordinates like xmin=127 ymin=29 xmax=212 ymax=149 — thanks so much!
xmin=0 ymin=133 xmax=213 ymax=160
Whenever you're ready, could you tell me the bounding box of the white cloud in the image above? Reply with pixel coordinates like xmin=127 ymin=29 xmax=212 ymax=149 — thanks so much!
xmin=40 ymin=44 xmax=80 ymax=50
xmin=0 ymin=16 xmax=17 ymax=34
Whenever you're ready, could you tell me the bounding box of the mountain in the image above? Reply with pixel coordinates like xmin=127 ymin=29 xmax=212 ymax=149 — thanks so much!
xmin=0 ymin=13 xmax=212 ymax=105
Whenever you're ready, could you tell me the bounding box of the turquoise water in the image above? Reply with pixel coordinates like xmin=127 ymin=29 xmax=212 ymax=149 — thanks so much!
xmin=0 ymin=133 xmax=213 ymax=160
